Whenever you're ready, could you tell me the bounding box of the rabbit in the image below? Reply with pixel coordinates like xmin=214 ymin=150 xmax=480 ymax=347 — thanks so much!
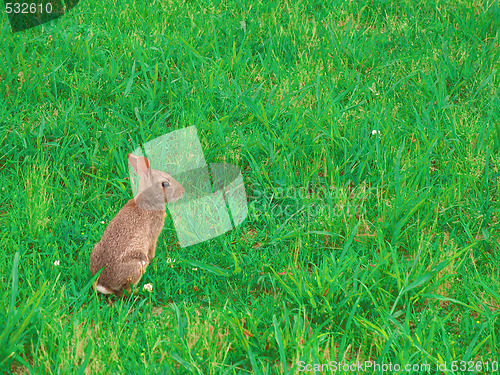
xmin=90 ymin=153 xmax=185 ymax=297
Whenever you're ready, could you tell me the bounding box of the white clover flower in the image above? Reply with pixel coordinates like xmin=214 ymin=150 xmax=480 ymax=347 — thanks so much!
xmin=192 ymin=267 xmax=198 ymax=271
xmin=100 ymin=221 xmax=105 ymax=224
xmin=54 ymin=260 xmax=60 ymax=266
xmin=143 ymin=283 xmax=153 ymax=292
xmin=371 ymin=129 xmax=381 ymax=137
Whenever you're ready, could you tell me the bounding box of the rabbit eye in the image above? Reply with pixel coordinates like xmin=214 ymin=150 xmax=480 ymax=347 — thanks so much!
xmin=162 ymin=181 xmax=170 ymax=188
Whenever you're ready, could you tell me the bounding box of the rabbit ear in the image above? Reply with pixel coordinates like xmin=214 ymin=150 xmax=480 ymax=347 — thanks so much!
xmin=128 ymin=154 xmax=151 ymax=178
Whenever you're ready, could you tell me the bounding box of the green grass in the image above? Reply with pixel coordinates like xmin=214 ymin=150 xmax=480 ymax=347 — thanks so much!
xmin=1 ymin=0 xmax=499 ymax=373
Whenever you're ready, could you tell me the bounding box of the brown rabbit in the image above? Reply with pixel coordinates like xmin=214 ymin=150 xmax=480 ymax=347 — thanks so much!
xmin=90 ymin=153 xmax=185 ymax=297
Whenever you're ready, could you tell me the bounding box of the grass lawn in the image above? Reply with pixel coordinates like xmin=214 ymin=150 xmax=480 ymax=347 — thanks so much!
xmin=1 ymin=0 xmax=499 ymax=373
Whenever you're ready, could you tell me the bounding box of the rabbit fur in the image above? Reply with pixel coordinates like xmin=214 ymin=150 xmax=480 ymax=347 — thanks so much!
xmin=90 ymin=153 xmax=185 ymax=297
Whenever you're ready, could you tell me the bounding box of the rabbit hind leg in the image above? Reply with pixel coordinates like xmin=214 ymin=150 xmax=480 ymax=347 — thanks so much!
xmin=116 ymin=260 xmax=148 ymax=296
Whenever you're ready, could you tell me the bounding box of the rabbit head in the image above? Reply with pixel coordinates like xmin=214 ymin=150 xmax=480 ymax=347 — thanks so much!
xmin=129 ymin=153 xmax=185 ymax=210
